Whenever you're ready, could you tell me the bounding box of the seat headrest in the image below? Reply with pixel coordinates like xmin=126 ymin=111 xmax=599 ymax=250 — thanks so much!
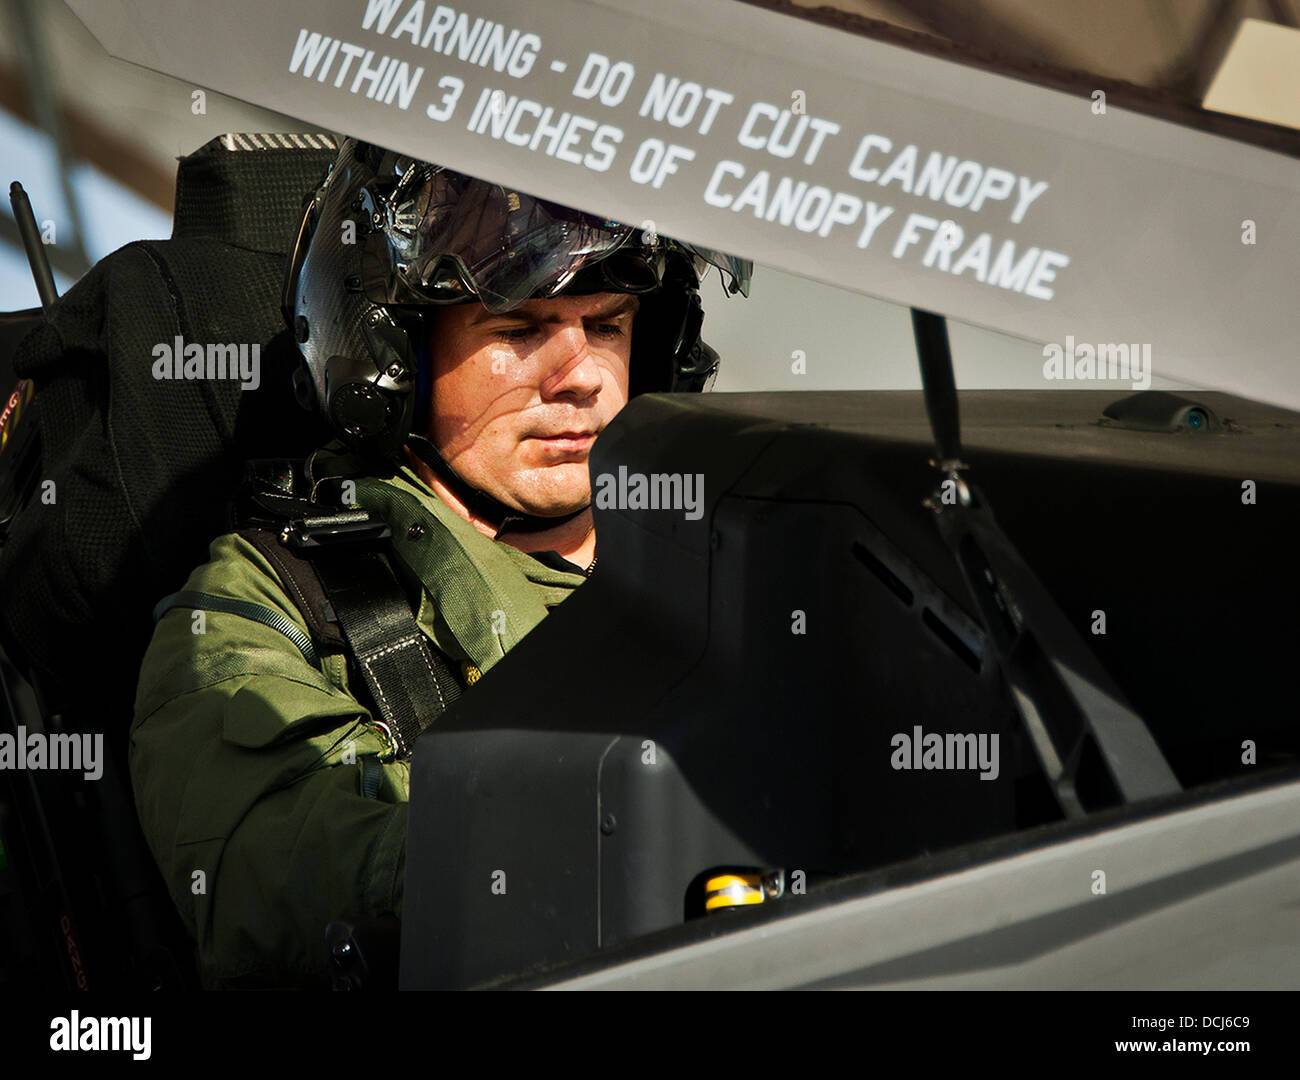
xmin=171 ymin=133 xmax=340 ymax=255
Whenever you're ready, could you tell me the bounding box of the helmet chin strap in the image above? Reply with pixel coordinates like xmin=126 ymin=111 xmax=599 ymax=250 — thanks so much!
xmin=405 ymin=434 xmax=589 ymax=539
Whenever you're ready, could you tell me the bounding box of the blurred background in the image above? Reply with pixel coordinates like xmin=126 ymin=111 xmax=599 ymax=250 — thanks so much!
xmin=3 ymin=0 xmax=1298 ymax=390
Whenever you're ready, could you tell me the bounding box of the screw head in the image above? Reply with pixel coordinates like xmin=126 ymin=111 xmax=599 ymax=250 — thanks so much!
xmin=600 ymin=812 xmax=617 ymax=835
xmin=761 ymin=870 xmax=784 ymax=898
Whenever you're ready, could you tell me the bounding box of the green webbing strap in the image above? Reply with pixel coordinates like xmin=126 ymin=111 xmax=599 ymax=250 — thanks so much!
xmin=153 ymin=589 xmax=319 ymax=667
xmin=360 ymin=754 xmax=383 ymax=799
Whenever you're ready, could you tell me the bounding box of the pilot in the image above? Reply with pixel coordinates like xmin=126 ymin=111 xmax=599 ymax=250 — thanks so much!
xmin=128 ymin=137 xmax=750 ymax=987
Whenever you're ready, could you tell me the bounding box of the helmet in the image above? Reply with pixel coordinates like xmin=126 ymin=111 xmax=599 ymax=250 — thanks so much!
xmin=282 ymin=138 xmax=751 ymax=465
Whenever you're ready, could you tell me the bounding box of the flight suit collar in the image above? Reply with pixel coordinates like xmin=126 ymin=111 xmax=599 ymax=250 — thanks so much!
xmin=352 ymin=462 xmax=586 ymax=676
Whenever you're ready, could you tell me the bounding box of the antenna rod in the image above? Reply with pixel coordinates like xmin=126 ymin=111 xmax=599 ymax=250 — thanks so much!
xmin=911 ymin=307 xmax=962 ymax=467
xmin=9 ymin=181 xmax=59 ymax=312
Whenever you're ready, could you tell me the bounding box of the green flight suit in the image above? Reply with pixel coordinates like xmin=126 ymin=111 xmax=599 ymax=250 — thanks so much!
xmin=130 ymin=458 xmax=587 ymax=987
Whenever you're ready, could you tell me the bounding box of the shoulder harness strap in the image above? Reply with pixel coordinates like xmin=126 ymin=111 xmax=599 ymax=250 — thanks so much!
xmin=238 ymin=504 xmax=463 ymax=761
xmin=156 ymin=473 xmax=463 ymax=759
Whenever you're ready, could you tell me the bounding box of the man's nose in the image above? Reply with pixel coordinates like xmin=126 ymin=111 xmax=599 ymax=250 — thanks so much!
xmin=539 ymin=324 xmax=604 ymax=400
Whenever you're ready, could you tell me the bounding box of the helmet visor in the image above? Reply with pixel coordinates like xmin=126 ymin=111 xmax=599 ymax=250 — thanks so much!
xmin=364 ymin=159 xmax=634 ymax=313
xmin=361 ymin=155 xmax=751 ymax=311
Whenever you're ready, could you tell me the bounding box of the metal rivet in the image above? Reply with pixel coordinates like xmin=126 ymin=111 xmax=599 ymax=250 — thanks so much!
xmin=600 ymin=812 xmax=617 ymax=835
xmin=407 ymin=522 xmax=425 ymax=541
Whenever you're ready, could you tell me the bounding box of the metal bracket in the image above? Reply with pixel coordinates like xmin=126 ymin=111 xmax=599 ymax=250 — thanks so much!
xmin=909 ymin=308 xmax=1181 ymax=816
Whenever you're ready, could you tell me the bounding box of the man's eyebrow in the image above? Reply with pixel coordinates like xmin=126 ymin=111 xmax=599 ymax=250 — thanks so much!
xmin=582 ymin=295 xmax=640 ymax=321
xmin=470 ymin=295 xmax=640 ymax=326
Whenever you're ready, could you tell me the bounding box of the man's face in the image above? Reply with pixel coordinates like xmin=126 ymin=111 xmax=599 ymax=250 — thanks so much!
xmin=420 ymin=291 xmax=637 ymax=516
